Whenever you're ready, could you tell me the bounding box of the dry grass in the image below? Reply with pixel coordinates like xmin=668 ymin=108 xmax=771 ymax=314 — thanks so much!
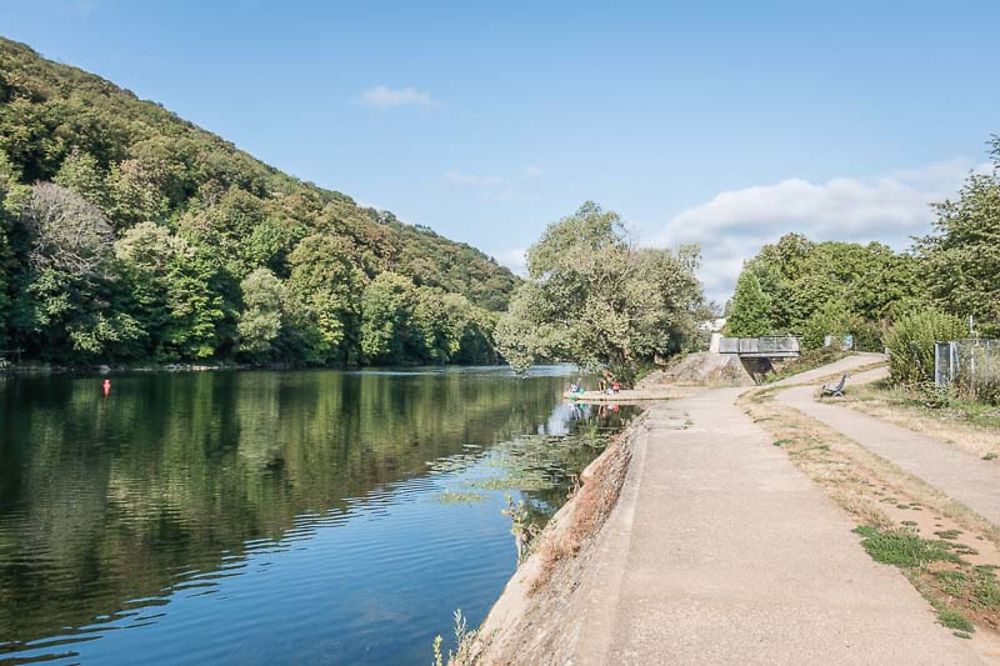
xmin=526 ymin=417 xmax=637 ymax=594
xmin=741 ymin=386 xmax=1000 ymax=637
xmin=841 ymin=381 xmax=1000 ymax=461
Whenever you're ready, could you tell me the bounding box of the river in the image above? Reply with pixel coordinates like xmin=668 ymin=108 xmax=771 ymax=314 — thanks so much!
xmin=0 ymin=366 xmax=634 ymax=664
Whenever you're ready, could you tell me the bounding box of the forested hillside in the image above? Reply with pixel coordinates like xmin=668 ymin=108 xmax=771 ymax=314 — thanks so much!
xmin=0 ymin=37 xmax=518 ymax=366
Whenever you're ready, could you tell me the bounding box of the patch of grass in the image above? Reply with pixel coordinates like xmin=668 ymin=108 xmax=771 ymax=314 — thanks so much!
xmin=953 ymin=630 xmax=973 ymax=639
xmin=972 ymin=572 xmax=1000 ymax=607
xmin=853 ymin=525 xmax=961 ymax=568
xmin=849 ymin=380 xmax=1000 ymax=432
xmin=935 ymin=530 xmax=962 ymax=540
xmin=937 ymin=609 xmax=974 ymax=633
xmin=438 ymin=491 xmax=487 ymax=504
xmin=772 ymin=439 xmax=792 ymax=447
xmin=947 ymin=543 xmax=979 ymax=557
xmin=984 ymin=452 xmax=998 ymax=461
xmin=902 ymin=520 xmax=918 ymax=527
xmin=934 ymin=570 xmax=968 ymax=596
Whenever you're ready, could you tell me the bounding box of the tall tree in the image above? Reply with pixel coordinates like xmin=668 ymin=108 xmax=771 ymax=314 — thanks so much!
xmin=237 ymin=267 xmax=286 ymax=358
xmin=725 ymin=270 xmax=774 ymax=337
xmin=494 ymin=202 xmax=704 ymax=385
xmin=918 ymin=137 xmax=1000 ymax=337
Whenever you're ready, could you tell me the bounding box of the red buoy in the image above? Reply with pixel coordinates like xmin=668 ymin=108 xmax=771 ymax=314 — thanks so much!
xmin=102 ymin=379 xmax=111 ymax=397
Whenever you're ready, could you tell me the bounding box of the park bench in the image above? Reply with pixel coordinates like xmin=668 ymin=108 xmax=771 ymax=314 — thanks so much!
xmin=821 ymin=373 xmax=848 ymax=398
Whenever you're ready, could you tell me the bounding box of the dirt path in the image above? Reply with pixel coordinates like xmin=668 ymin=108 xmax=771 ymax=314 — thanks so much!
xmin=568 ymin=383 xmax=984 ymax=664
xmin=776 ymin=362 xmax=1000 ymax=528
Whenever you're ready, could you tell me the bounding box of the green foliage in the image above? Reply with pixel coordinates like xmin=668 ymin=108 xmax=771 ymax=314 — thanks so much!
xmin=918 ymin=139 xmax=1000 ymax=337
xmin=237 ymin=268 xmax=285 ymax=358
xmin=360 ymin=271 xmax=418 ymax=364
xmin=937 ymin=610 xmax=974 ymax=633
xmin=494 ymin=202 xmax=705 ymax=385
xmin=853 ymin=525 xmax=961 ymax=568
xmin=801 ymin=297 xmax=850 ymax=350
xmin=0 ymin=37 xmax=516 ymax=366
xmin=726 ymin=233 xmax=924 ymax=348
xmin=725 ymin=269 xmax=773 ymax=336
xmin=883 ymin=309 xmax=966 ymax=386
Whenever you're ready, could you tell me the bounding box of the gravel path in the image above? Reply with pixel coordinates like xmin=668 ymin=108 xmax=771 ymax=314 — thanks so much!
xmin=569 ymin=370 xmax=985 ymax=664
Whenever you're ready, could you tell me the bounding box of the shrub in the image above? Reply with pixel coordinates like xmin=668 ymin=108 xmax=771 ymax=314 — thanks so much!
xmin=884 ymin=310 xmax=966 ymax=386
xmin=848 ymin=315 xmax=885 ymax=353
xmin=968 ymin=376 xmax=1000 ymax=407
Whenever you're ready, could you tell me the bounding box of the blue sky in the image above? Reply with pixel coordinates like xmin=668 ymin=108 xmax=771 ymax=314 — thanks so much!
xmin=2 ymin=1 xmax=998 ymax=301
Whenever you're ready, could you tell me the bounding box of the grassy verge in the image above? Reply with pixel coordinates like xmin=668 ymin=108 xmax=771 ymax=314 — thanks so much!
xmin=741 ymin=386 xmax=1000 ymax=638
xmin=840 ymin=380 xmax=1000 ymax=460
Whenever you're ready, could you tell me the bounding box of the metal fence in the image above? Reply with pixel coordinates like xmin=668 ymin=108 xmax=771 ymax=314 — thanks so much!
xmin=934 ymin=339 xmax=1000 ymax=388
xmin=718 ymin=336 xmax=801 ymax=357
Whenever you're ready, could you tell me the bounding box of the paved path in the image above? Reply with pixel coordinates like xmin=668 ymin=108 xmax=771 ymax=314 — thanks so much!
xmin=772 ymin=351 xmax=888 ymax=387
xmin=569 ymin=378 xmax=985 ymax=664
xmin=776 ymin=359 xmax=1000 ymax=528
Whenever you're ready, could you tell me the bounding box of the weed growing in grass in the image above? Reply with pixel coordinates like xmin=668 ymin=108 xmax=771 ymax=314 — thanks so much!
xmin=853 ymin=526 xmax=961 ymax=567
xmin=937 ymin=609 xmax=974 ymax=633
xmin=935 ymin=530 xmax=962 ymax=541
xmin=973 ymin=573 xmax=1000 ymax=607
xmin=935 ymin=570 xmax=968 ymax=596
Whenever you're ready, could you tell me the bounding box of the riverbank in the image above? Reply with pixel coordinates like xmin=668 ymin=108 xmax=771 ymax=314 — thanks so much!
xmin=462 ymin=355 xmax=993 ymax=664
xmin=457 ymin=409 xmax=659 ymax=664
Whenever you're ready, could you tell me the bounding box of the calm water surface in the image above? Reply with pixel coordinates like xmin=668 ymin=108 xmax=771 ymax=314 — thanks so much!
xmin=0 ymin=366 xmax=634 ymax=665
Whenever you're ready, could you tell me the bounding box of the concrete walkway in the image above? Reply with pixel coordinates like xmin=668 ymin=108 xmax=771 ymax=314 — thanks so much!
xmin=776 ymin=361 xmax=1000 ymax=528
xmin=772 ymin=351 xmax=888 ymax=387
xmin=569 ymin=378 xmax=985 ymax=664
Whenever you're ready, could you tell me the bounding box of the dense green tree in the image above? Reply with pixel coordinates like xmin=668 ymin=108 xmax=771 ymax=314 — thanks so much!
xmin=107 ymin=158 xmax=170 ymax=229
xmin=917 ymin=138 xmax=1000 ymax=337
xmin=237 ymin=268 xmax=286 ymax=358
xmin=0 ymin=37 xmax=517 ymax=367
xmin=53 ymin=148 xmax=109 ymax=211
xmin=360 ymin=271 xmax=418 ymax=364
xmin=725 ymin=270 xmax=774 ymax=336
xmin=801 ymin=297 xmax=851 ymax=349
xmin=494 ymin=202 xmax=704 ymax=385
xmin=726 ymin=233 xmax=924 ymax=349
xmin=286 ymin=234 xmax=364 ymax=364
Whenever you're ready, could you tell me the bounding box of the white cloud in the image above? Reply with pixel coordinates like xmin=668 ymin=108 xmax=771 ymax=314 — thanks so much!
xmin=648 ymin=159 xmax=984 ymax=305
xmin=357 ymin=85 xmax=432 ymax=109
xmin=444 ymin=165 xmax=544 ymax=200
xmin=496 ymin=247 xmax=528 ymax=276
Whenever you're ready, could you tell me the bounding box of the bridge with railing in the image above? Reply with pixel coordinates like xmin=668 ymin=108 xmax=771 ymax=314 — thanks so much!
xmin=717 ymin=336 xmax=801 ymax=358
